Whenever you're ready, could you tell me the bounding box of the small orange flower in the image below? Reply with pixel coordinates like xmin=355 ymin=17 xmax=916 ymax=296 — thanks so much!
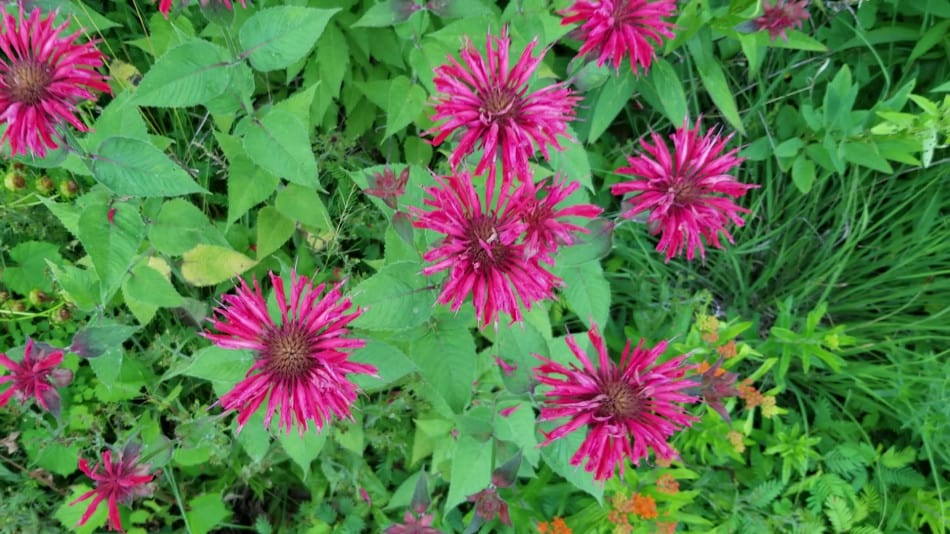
xmin=717 ymin=340 xmax=737 ymax=359
xmin=656 ymin=473 xmax=680 ymax=494
xmin=631 ymin=493 xmax=658 ymax=519
xmin=656 ymin=520 xmax=678 ymax=533
xmin=655 ymin=448 xmax=678 ymax=468
xmin=701 ymin=331 xmax=720 ymax=343
xmin=727 ymin=430 xmax=746 ymax=453
xmin=696 ymin=360 xmax=712 ymax=374
xmin=550 ymin=517 xmax=572 ymax=534
xmin=737 ymin=378 xmax=763 ymax=408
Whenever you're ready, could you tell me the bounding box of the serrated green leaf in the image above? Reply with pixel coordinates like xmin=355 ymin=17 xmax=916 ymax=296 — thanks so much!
xmin=278 ymin=427 xmax=327 ymax=480
xmin=352 ymin=261 xmax=436 ymax=331
xmin=385 ymin=76 xmax=427 ymax=138
xmin=244 ymin=109 xmax=319 ymax=188
xmin=444 ymin=436 xmax=493 ymax=513
xmin=407 ymin=322 xmax=476 ymax=414
xmin=540 ymin=425 xmax=604 ymax=504
xmin=122 ymin=262 xmax=182 ymax=308
xmin=186 ymin=493 xmax=232 ymax=534
xmin=181 ymin=245 xmax=257 ymax=287
xmin=239 ymin=7 xmax=340 ymax=72
xmin=555 ymin=259 xmax=610 ymax=329
xmin=77 ymin=202 xmax=145 ymax=303
xmin=255 ymin=206 xmax=295 ymax=259
xmin=134 ymin=40 xmax=231 ymax=107
xmin=90 ymin=137 xmax=207 ymax=197
xmin=274 ymin=184 xmax=331 ymax=230
xmin=586 ymin=70 xmax=637 ymax=143
xmin=2 ymin=240 xmax=62 ymax=294
xmin=176 ymin=345 xmax=253 ymax=397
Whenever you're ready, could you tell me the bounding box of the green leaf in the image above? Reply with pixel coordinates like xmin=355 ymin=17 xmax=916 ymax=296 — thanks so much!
xmin=384 ymin=76 xmax=427 ymax=138
xmin=88 ymin=347 xmax=123 ymax=390
xmin=842 ymin=142 xmax=893 ymax=173
xmin=687 ymin=32 xmax=745 ymax=135
xmin=823 ymin=66 xmax=857 ymax=133
xmin=176 ymin=346 xmax=253 ymax=397
xmin=349 ymin=340 xmax=416 ymax=393
xmin=554 ymin=259 xmax=610 ymax=329
xmin=274 ymin=184 xmax=331 ymax=230
xmin=90 ymin=137 xmax=207 ymax=197
xmin=494 ymin=400 xmax=539 ymax=465
xmin=547 ymin=126 xmax=592 ymax=191
xmin=791 ymin=154 xmax=816 ymax=194
xmin=647 ymin=58 xmax=687 ymax=124
xmin=495 ymin=321 xmax=548 ymax=394
xmin=236 ymin=412 xmax=272 ymax=464
xmin=181 ymin=245 xmax=258 ymax=287
xmin=255 ymin=206 xmax=295 ymax=259
xmin=444 ymin=435 xmax=493 ymax=513
xmin=48 ymin=263 xmax=100 ymax=311
xmin=70 ymin=322 xmax=139 ymax=359
xmin=353 ymin=0 xmax=400 ymax=28
xmin=1 ymin=240 xmax=62 ymax=294
xmin=186 ymin=493 xmax=232 ymax=534
xmin=540 ymin=425 xmax=604 ymax=503
xmin=21 ymin=429 xmax=80 ymax=476
xmin=586 ymin=70 xmax=637 ymax=143
xmin=134 ymin=40 xmax=231 ymax=107
xmin=774 ymin=138 xmax=804 ymax=158
xmin=149 ymin=198 xmax=228 ymax=256
xmin=277 ymin=426 xmax=327 ymax=480
xmin=84 ymin=91 xmax=149 ymax=151
xmin=239 ymin=6 xmax=340 ymax=72
xmin=407 ymin=321 xmax=477 ymax=414
xmin=122 ymin=262 xmax=183 ymax=308
xmin=772 ymin=30 xmax=828 ymax=52
xmin=56 ymin=484 xmax=107 ymax=534
xmin=244 ymin=109 xmax=319 ymax=188
xmin=78 ymin=202 xmax=145 ymax=303
xmin=352 ymin=261 xmax=437 ymax=331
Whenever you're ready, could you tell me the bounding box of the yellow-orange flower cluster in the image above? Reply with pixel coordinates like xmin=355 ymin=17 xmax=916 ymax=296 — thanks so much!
xmin=698 ymin=314 xmax=720 ymax=343
xmin=537 ymin=516 xmax=571 ymax=534
xmin=727 ymin=430 xmax=746 ymax=453
xmin=656 ymin=473 xmax=680 ymax=494
xmin=737 ymin=378 xmax=764 ymax=408
xmin=760 ymin=395 xmax=778 ymax=418
xmin=717 ymin=339 xmax=737 ymax=359
xmin=631 ymin=493 xmax=658 ymax=520
xmin=656 ymin=520 xmax=678 ymax=533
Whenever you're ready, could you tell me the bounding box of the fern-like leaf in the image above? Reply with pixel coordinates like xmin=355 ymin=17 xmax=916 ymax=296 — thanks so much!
xmin=746 ymin=479 xmax=786 ymax=509
xmin=825 ymin=496 xmax=854 ymax=533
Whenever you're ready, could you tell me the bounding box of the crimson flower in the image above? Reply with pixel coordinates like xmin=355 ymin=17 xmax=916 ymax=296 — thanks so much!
xmin=385 ymin=510 xmax=443 ymax=534
xmin=518 ymin=175 xmax=603 ymax=263
xmin=158 ymin=0 xmax=248 ymax=18
xmin=411 ymin=171 xmax=559 ymax=328
xmin=71 ymin=443 xmax=156 ymax=533
xmin=0 ymin=7 xmax=110 ymax=157
xmin=0 ymin=338 xmax=72 ymax=417
xmin=424 ymin=28 xmax=579 ymax=188
xmin=365 ymin=166 xmax=410 ymax=209
xmin=561 ymin=0 xmax=676 ymax=74
xmin=203 ymin=270 xmax=377 ymax=434
xmin=611 ymin=119 xmax=756 ymax=262
xmin=533 ymin=323 xmax=698 ymax=481
xmin=468 ymin=487 xmax=511 ymax=526
xmin=755 ymin=0 xmax=809 ymax=41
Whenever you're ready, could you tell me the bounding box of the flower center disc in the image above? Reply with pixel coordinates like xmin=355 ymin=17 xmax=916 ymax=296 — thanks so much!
xmin=669 ymin=177 xmax=701 ymax=205
xmin=600 ymin=381 xmax=641 ymax=419
xmin=479 ymin=87 xmax=518 ymax=121
xmin=263 ymin=323 xmax=315 ymax=379
xmin=5 ymin=59 xmax=53 ymax=105
xmin=467 ymin=215 xmax=510 ymax=271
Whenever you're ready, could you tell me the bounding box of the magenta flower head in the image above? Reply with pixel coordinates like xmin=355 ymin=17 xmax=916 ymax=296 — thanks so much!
xmin=424 ymin=28 xmax=579 ymax=188
xmin=611 ymin=119 xmax=757 ymax=262
xmin=517 ymin=175 xmax=603 ymax=264
xmin=0 ymin=7 xmax=110 ymax=157
xmin=560 ymin=0 xmax=676 ymax=74
xmin=158 ymin=0 xmax=248 ymax=18
xmin=0 ymin=338 xmax=73 ymax=417
xmin=533 ymin=323 xmax=698 ymax=481
xmin=411 ymin=171 xmax=560 ymax=328
xmin=71 ymin=443 xmax=156 ymax=533
xmin=365 ymin=166 xmax=410 ymax=209
xmin=755 ymin=0 xmax=809 ymax=41
xmin=385 ymin=510 xmax=443 ymax=534
xmin=203 ymin=270 xmax=377 ymax=435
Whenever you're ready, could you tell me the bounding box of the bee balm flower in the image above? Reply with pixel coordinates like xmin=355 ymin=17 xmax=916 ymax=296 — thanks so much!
xmin=0 ymin=338 xmax=72 ymax=417
xmin=203 ymin=270 xmax=376 ymax=435
xmin=71 ymin=443 xmax=156 ymax=533
xmin=611 ymin=119 xmax=757 ymax=262
xmin=0 ymin=7 xmax=110 ymax=157
xmin=533 ymin=323 xmax=698 ymax=481
xmin=560 ymin=0 xmax=676 ymax=74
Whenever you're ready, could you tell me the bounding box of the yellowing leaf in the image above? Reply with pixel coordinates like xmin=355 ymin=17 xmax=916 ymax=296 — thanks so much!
xmin=181 ymin=245 xmax=257 ymax=287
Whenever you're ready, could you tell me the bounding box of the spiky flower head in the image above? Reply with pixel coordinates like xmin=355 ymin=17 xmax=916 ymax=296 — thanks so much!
xmin=755 ymin=0 xmax=809 ymax=41
xmin=0 ymin=338 xmax=72 ymax=417
xmin=424 ymin=28 xmax=579 ymax=188
xmin=560 ymin=0 xmax=676 ymax=74
xmin=0 ymin=7 xmax=110 ymax=157
xmin=518 ymin=175 xmax=603 ymax=264
xmin=71 ymin=443 xmax=156 ymax=533
xmin=611 ymin=119 xmax=757 ymax=262
xmin=411 ymin=171 xmax=560 ymax=328
xmin=203 ymin=270 xmax=377 ymax=434
xmin=533 ymin=323 xmax=698 ymax=481
xmin=365 ymin=166 xmax=410 ymax=209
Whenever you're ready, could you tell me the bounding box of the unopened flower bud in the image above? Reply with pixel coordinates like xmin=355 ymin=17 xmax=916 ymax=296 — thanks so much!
xmin=7 ymin=300 xmax=26 ymax=313
xmin=28 ymin=289 xmax=51 ymax=308
xmin=59 ymin=180 xmax=79 ymax=199
xmin=35 ymin=176 xmax=55 ymax=196
xmin=4 ymin=171 xmax=26 ymax=191
xmin=52 ymin=307 xmax=72 ymax=323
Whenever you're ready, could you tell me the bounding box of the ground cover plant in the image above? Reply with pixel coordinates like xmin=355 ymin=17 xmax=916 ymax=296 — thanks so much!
xmin=0 ymin=0 xmax=947 ymax=532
